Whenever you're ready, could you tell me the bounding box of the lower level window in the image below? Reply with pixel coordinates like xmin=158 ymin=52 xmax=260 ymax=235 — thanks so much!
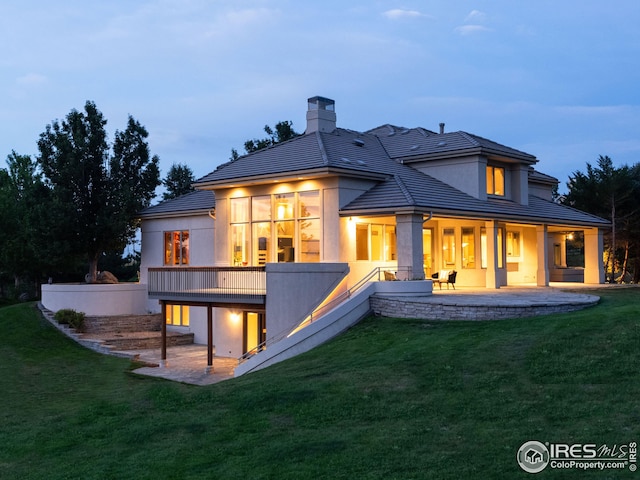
xmin=166 ymin=305 xmax=189 ymax=326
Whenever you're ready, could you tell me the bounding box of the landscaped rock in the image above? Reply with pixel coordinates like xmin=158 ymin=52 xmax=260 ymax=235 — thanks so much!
xmin=85 ymin=271 xmax=119 ymax=284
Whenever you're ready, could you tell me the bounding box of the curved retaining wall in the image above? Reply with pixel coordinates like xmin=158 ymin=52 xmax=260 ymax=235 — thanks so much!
xmin=370 ymin=291 xmax=599 ymax=321
xmin=41 ymin=283 xmax=149 ymax=316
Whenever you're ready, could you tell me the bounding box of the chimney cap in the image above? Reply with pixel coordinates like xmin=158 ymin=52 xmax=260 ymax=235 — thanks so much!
xmin=308 ymin=96 xmax=335 ymax=111
xmin=439 ymin=122 xmax=445 ymax=134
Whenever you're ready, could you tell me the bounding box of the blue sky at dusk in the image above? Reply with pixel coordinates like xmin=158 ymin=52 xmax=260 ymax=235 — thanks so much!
xmin=2 ymin=1 xmax=639 ymax=194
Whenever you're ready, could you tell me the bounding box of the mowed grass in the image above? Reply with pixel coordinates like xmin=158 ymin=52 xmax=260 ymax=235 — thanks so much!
xmin=1 ymin=288 xmax=639 ymax=480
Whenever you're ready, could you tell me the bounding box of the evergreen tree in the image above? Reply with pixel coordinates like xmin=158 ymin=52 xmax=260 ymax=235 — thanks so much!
xmin=37 ymin=101 xmax=160 ymax=283
xmin=162 ymin=163 xmax=195 ymax=200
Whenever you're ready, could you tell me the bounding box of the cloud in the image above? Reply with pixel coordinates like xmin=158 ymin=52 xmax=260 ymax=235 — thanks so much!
xmin=464 ymin=10 xmax=487 ymax=23
xmin=383 ymin=9 xmax=429 ymax=20
xmin=454 ymin=25 xmax=492 ymax=36
xmin=16 ymin=73 xmax=48 ymax=86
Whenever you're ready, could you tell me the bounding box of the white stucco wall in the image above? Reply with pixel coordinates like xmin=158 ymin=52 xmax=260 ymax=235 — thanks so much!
xmin=140 ymin=213 xmax=215 ymax=312
xmin=41 ymin=283 xmax=148 ymax=315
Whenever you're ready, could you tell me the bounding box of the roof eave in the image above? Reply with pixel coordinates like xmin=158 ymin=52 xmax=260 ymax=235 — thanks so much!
xmin=397 ymin=147 xmax=537 ymax=165
xmin=139 ymin=208 xmax=214 ymax=220
xmin=194 ymin=167 xmax=388 ymax=189
xmin=340 ymin=205 xmax=610 ymax=227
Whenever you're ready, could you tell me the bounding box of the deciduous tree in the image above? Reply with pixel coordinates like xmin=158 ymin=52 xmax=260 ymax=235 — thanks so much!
xmin=37 ymin=101 xmax=160 ymax=283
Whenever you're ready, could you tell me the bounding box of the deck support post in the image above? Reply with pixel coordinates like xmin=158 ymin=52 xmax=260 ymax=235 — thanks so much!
xmin=206 ymin=304 xmax=214 ymax=373
xmin=160 ymin=301 xmax=167 ymax=367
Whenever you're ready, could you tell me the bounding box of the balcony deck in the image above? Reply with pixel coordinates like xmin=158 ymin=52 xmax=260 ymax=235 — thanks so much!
xmin=147 ymin=266 xmax=266 ymax=305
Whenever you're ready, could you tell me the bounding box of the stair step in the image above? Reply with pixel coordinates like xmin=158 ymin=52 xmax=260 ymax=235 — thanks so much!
xmin=81 ymin=331 xmax=194 ymax=350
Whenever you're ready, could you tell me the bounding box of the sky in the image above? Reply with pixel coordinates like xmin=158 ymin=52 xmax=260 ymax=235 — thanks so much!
xmin=2 ymin=1 xmax=639 ymax=195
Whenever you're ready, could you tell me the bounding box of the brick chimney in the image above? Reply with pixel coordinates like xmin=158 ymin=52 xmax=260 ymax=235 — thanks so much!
xmin=306 ymin=96 xmax=336 ymax=134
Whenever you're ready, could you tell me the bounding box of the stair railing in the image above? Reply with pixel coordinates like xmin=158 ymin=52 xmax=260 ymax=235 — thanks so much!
xmin=238 ymin=266 xmax=411 ymax=363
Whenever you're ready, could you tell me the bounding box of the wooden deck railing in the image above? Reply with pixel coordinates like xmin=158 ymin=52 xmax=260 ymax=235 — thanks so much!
xmin=148 ymin=266 xmax=266 ymax=303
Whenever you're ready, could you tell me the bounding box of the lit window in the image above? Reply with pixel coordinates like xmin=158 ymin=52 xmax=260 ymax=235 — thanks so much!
xmin=230 ymin=198 xmax=250 ymax=265
xmin=384 ymin=225 xmax=397 ymax=261
xmin=480 ymin=228 xmax=487 ymax=268
xmin=354 ymin=223 xmax=396 ymax=261
xmin=299 ymin=218 xmax=320 ymax=262
xmin=487 ymin=166 xmax=505 ymax=196
xmin=497 ymin=227 xmax=504 ymax=268
xmin=164 ymin=231 xmax=189 ymax=265
xmin=253 ymin=223 xmax=271 ymax=265
xmin=507 ymin=231 xmax=521 ymax=257
xmin=232 ymin=224 xmax=249 ymax=265
xmin=166 ymin=305 xmax=189 ymax=326
xmin=356 ymin=223 xmax=369 ymax=260
xmin=371 ymin=224 xmax=383 ymax=261
xmin=298 ymin=191 xmax=321 ymax=262
xmin=462 ymin=227 xmax=475 ymax=269
xmin=230 ymin=191 xmax=321 ymax=265
xmin=442 ymin=228 xmax=455 ymax=267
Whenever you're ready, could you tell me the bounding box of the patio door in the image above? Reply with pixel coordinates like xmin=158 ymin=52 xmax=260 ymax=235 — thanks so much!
xmin=423 ymin=228 xmax=433 ymax=278
xmin=243 ymin=311 xmax=266 ymax=354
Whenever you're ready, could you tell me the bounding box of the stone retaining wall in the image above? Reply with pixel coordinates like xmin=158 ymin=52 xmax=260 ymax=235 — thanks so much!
xmin=104 ymin=332 xmax=194 ymax=350
xmin=370 ymin=296 xmax=595 ymax=321
xmin=82 ymin=314 xmax=162 ymax=334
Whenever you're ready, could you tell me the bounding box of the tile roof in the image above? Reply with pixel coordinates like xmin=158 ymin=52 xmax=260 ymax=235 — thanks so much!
xmin=195 ymin=129 xmax=396 ymax=185
xmin=139 ymin=190 xmax=215 ymax=218
xmin=529 ymin=168 xmax=559 ymax=184
xmin=341 ymin=165 xmax=608 ymax=226
xmin=192 ymin=123 xmax=606 ymax=227
xmin=367 ymin=125 xmax=538 ymax=163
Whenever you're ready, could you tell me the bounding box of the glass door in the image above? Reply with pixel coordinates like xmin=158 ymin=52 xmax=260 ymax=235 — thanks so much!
xmin=423 ymin=228 xmax=433 ymax=278
xmin=243 ymin=312 xmax=266 ymax=355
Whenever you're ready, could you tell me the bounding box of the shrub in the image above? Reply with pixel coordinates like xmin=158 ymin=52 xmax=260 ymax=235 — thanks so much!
xmin=54 ymin=309 xmax=86 ymax=331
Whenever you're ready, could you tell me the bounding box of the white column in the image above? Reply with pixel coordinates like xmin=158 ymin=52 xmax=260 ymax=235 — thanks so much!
xmin=396 ymin=214 xmax=425 ymax=280
xmin=584 ymin=228 xmax=605 ymax=284
xmin=485 ymin=220 xmax=500 ymax=289
xmin=536 ymin=225 xmax=549 ymax=286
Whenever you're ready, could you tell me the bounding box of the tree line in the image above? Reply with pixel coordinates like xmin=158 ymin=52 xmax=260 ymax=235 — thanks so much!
xmin=561 ymin=155 xmax=640 ymax=283
xmin=3 ymin=101 xmax=634 ymax=301
xmin=0 ymin=103 xmax=300 ymax=300
xmin=0 ymin=101 xmax=163 ymax=298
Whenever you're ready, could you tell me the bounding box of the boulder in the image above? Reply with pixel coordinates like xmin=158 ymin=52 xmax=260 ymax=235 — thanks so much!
xmin=85 ymin=271 xmax=119 ymax=284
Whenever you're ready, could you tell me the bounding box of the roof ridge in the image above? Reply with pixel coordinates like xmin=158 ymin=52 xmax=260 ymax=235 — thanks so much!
xmin=393 ymin=174 xmax=415 ymax=204
xmin=458 ymin=131 xmax=481 ymax=146
xmin=315 ymin=131 xmax=329 ymax=165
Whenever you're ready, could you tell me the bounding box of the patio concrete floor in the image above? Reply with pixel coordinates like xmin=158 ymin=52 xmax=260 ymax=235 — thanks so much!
xmin=107 ymin=283 xmax=615 ymax=386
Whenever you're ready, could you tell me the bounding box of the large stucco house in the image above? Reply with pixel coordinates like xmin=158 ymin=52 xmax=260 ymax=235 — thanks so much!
xmin=139 ymin=96 xmax=608 ymax=370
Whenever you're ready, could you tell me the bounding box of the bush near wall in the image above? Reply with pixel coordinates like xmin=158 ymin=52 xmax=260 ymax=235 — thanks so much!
xmin=54 ymin=309 xmax=86 ymax=332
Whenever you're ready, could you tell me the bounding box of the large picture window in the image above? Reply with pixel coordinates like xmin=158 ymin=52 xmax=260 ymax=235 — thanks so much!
xmin=462 ymin=227 xmax=476 ymax=269
xmin=164 ymin=231 xmax=189 ymax=265
xmin=230 ymin=190 xmax=321 ymax=265
xmin=486 ymin=166 xmax=505 ymax=196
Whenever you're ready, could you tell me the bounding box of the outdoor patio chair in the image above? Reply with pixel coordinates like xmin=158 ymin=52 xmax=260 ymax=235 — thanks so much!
xmin=432 ymin=270 xmax=457 ymax=289
xmin=384 ymin=271 xmax=398 ymax=281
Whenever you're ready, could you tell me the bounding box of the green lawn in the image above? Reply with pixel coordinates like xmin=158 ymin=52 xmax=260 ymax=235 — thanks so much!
xmin=1 ymin=288 xmax=639 ymax=479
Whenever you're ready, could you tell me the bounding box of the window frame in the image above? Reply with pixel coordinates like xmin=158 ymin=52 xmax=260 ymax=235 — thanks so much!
xmin=486 ymin=165 xmax=505 ymax=196
xmin=163 ymin=230 xmax=190 ymax=266
xmin=229 ymin=190 xmax=322 ymax=265
xmin=166 ymin=304 xmax=189 ymax=326
xmin=461 ymin=227 xmax=476 ymax=269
